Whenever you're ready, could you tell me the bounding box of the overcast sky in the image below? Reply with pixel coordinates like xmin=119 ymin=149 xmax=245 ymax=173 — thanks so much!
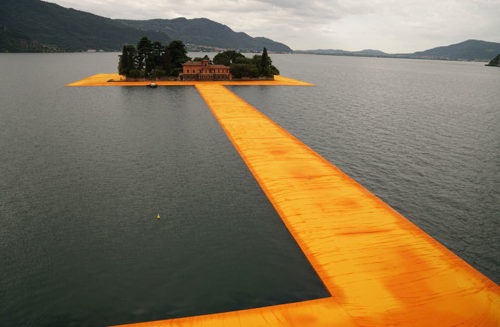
xmin=45 ymin=0 xmax=500 ymax=53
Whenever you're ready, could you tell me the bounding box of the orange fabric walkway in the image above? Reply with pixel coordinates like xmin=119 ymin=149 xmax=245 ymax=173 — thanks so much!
xmin=116 ymin=84 xmax=499 ymax=326
xmin=66 ymin=76 xmax=499 ymax=326
xmin=66 ymin=74 xmax=312 ymax=87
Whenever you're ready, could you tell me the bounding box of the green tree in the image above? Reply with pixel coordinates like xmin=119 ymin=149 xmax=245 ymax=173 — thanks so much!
xmin=136 ymin=36 xmax=152 ymax=72
xmin=193 ymin=55 xmax=211 ymax=62
xmin=213 ymin=52 xmax=230 ymax=65
xmin=164 ymin=40 xmax=190 ymax=76
xmin=252 ymin=54 xmax=262 ymax=72
xmin=234 ymin=56 xmax=252 ymax=64
xmin=269 ymin=64 xmax=280 ymax=76
xmin=213 ymin=50 xmax=245 ymax=66
xmin=486 ymin=53 xmax=500 ymax=67
xmin=118 ymin=45 xmax=137 ymax=76
xmin=260 ymin=47 xmax=273 ymax=76
xmin=227 ymin=50 xmax=279 ymax=78
xmin=230 ymin=63 xmax=259 ymax=78
xmin=202 ymin=54 xmax=211 ymax=63
xmin=151 ymin=41 xmax=164 ymax=71
xmin=128 ymin=69 xmax=144 ymax=78
xmin=151 ymin=68 xmax=167 ymax=79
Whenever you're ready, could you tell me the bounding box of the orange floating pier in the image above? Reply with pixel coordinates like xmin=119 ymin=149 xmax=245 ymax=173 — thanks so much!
xmin=68 ymin=75 xmax=499 ymax=326
xmin=66 ymin=74 xmax=312 ymax=87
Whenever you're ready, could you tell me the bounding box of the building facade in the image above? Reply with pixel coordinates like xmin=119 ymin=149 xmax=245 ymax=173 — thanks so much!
xmin=179 ymin=59 xmax=232 ymax=81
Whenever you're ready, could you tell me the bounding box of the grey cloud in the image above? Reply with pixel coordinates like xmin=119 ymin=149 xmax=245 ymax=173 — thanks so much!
xmin=44 ymin=0 xmax=500 ymax=52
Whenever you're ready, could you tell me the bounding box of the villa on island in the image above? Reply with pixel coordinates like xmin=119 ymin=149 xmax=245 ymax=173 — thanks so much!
xmin=179 ymin=59 xmax=232 ymax=81
xmin=119 ymin=38 xmax=278 ymax=81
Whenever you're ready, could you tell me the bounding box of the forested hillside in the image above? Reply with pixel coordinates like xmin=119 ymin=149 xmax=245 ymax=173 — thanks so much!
xmin=410 ymin=40 xmax=500 ymax=61
xmin=116 ymin=18 xmax=292 ymax=52
xmin=0 ymin=0 xmax=291 ymax=52
xmin=0 ymin=0 xmax=170 ymax=51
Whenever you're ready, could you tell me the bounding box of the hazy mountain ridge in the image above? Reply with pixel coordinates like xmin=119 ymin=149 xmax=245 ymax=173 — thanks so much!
xmin=116 ymin=18 xmax=292 ymax=52
xmin=0 ymin=0 xmax=291 ymax=52
xmin=297 ymin=40 xmax=500 ymax=62
xmin=1 ymin=0 xmax=495 ymax=59
xmin=0 ymin=0 xmax=171 ymax=52
xmin=410 ymin=40 xmax=500 ymax=61
xmin=300 ymin=49 xmax=387 ymax=56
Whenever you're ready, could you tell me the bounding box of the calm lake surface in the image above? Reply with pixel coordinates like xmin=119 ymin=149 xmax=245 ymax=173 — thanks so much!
xmin=1 ymin=53 xmax=499 ymax=326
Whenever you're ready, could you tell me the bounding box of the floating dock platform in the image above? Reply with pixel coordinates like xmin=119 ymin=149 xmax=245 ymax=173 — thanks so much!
xmin=66 ymin=74 xmax=312 ymax=87
xmin=68 ymin=75 xmax=500 ymax=326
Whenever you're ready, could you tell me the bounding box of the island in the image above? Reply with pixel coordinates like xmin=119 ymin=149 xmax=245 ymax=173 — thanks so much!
xmin=118 ymin=37 xmax=280 ymax=81
xmin=485 ymin=54 xmax=500 ymax=67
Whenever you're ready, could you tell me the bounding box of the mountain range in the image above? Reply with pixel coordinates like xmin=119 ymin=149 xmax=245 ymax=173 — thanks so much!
xmin=1 ymin=0 xmax=498 ymax=62
xmin=0 ymin=0 xmax=291 ymax=52
xmin=0 ymin=0 xmax=171 ymax=52
xmin=296 ymin=40 xmax=500 ymax=62
xmin=116 ymin=18 xmax=291 ymax=52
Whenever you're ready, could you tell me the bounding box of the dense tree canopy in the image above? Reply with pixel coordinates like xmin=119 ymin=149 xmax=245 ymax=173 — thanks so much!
xmin=486 ymin=53 xmax=500 ymax=67
xmin=118 ymin=45 xmax=136 ymax=76
xmin=119 ymin=42 xmax=279 ymax=80
xmin=214 ymin=48 xmax=279 ymax=78
xmin=165 ymin=40 xmax=191 ymax=76
xmin=213 ymin=50 xmax=245 ymax=66
xmin=118 ymin=37 xmax=190 ymax=79
xmin=260 ymin=48 xmax=274 ymax=76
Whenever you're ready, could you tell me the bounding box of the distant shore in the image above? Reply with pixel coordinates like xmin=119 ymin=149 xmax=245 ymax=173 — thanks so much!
xmin=0 ymin=50 xmax=490 ymax=63
xmin=293 ymin=51 xmax=490 ymax=63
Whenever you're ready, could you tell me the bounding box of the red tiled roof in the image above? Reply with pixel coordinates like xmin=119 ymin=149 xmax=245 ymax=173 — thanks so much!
xmin=182 ymin=61 xmax=229 ymax=68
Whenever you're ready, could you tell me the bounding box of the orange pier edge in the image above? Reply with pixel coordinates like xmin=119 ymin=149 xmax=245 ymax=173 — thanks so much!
xmin=65 ymin=74 xmax=312 ymax=87
xmin=67 ymin=75 xmax=500 ymax=326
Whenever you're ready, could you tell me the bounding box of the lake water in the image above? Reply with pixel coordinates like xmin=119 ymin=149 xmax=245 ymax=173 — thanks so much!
xmin=1 ymin=53 xmax=499 ymax=326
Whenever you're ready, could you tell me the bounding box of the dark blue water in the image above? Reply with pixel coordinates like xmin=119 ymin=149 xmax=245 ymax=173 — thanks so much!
xmin=0 ymin=53 xmax=328 ymax=326
xmin=230 ymin=54 xmax=500 ymax=285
